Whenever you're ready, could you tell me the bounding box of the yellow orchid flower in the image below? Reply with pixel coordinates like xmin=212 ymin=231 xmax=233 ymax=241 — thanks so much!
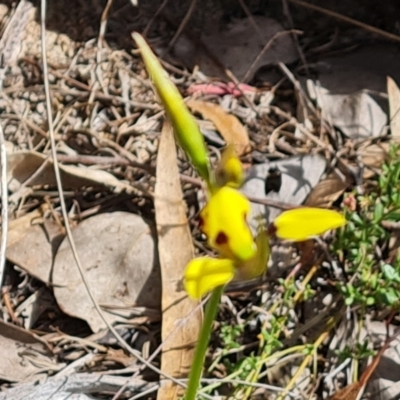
xmin=185 ymin=206 xmax=346 ymax=299
xmin=133 ymin=33 xmax=210 ymax=183
xmin=184 ymin=257 xmax=236 ymax=299
xmin=200 ymin=186 xmax=256 ymax=262
xmin=214 ymin=145 xmax=244 ymax=189
xmin=272 ymin=207 xmax=346 ymax=241
xmin=185 ymin=224 xmax=270 ymax=299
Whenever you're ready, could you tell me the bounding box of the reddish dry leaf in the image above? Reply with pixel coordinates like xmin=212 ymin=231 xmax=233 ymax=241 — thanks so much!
xmin=329 ymin=329 xmax=400 ymax=400
xmin=155 ymin=122 xmax=202 ymax=400
xmin=328 ymin=382 xmax=361 ymax=400
xmin=187 ymin=99 xmax=250 ymax=155
xmin=187 ymin=82 xmax=256 ymax=97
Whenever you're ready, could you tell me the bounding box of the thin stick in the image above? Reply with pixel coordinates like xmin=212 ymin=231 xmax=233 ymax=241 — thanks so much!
xmin=40 ymin=0 xmax=187 ymax=390
xmin=98 ymin=0 xmax=114 ymax=49
xmin=242 ymin=29 xmax=302 ymax=83
xmin=288 ymin=0 xmax=400 ymax=44
xmin=281 ymin=0 xmax=309 ymax=75
xmin=0 ymin=121 xmax=8 ymax=290
xmin=236 ymin=0 xmax=264 ymax=40
xmin=143 ymin=0 xmax=169 ymax=37
xmin=167 ymin=0 xmax=197 ymax=52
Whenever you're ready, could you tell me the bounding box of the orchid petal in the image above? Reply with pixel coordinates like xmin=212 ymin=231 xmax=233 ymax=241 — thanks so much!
xmin=273 ymin=207 xmax=346 ymax=241
xmin=200 ymin=186 xmax=256 ymax=261
xmin=236 ymin=226 xmax=270 ymax=280
xmin=184 ymin=257 xmax=235 ymax=299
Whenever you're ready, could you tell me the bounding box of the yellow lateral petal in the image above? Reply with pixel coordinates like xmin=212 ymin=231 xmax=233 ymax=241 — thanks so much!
xmin=184 ymin=257 xmax=235 ymax=299
xmin=200 ymin=186 xmax=256 ymax=261
xmin=273 ymin=207 xmax=346 ymax=241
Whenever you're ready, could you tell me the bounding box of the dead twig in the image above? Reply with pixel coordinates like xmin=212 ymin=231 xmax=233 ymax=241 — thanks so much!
xmin=0 ymin=93 xmax=8 ymax=292
xmin=288 ymin=0 xmax=400 ymax=44
xmin=281 ymin=0 xmax=309 ymax=75
xmin=166 ymin=0 xmax=197 ymax=52
xmin=243 ymin=29 xmax=302 ymax=83
xmin=98 ymin=0 xmax=114 ymax=49
xmin=143 ymin=0 xmax=169 ymax=37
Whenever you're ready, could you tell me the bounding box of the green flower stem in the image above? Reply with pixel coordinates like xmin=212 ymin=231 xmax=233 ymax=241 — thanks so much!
xmin=185 ymin=285 xmax=224 ymax=400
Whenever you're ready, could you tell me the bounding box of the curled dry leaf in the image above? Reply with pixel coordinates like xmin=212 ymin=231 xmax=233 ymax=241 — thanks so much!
xmin=305 ymin=174 xmax=348 ymax=208
xmin=308 ymin=80 xmax=387 ymax=139
xmin=387 ymin=76 xmax=400 ymax=139
xmin=187 ymin=99 xmax=250 ymax=155
xmin=52 ymin=212 xmax=160 ymax=333
xmin=6 ymin=208 xmax=64 ymax=283
xmin=358 ymin=142 xmax=390 ymax=178
xmin=365 ymin=322 xmax=400 ymax=400
xmin=7 ymin=151 xmax=133 ymax=193
xmin=154 ymin=122 xmax=202 ymax=400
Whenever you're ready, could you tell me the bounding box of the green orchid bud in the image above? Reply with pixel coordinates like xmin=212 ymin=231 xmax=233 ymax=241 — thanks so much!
xmin=133 ymin=33 xmax=210 ymax=182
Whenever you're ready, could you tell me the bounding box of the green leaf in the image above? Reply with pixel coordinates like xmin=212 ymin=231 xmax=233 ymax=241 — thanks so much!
xmin=382 ymin=263 xmax=400 ymax=282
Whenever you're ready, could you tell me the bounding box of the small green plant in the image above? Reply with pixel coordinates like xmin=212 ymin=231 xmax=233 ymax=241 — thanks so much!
xmin=220 ymin=323 xmax=244 ymax=351
xmin=336 ymin=342 xmax=376 ymax=364
xmin=334 ymin=145 xmax=400 ymax=311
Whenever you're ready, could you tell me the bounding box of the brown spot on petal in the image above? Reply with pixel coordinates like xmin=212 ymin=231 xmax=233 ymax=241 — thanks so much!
xmin=268 ymin=223 xmax=277 ymax=237
xmin=198 ymin=215 xmax=204 ymax=229
xmin=216 ymin=231 xmax=228 ymax=245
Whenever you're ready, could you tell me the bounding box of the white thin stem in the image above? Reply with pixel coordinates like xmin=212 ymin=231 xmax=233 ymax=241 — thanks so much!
xmin=40 ymin=0 xmax=186 ymax=390
xmin=0 ymin=121 xmax=8 ymax=290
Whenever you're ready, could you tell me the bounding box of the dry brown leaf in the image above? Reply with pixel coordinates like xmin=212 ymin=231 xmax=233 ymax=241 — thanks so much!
xmin=173 ymin=16 xmax=298 ymax=81
xmin=7 ymin=151 xmax=133 ymax=193
xmin=187 ymin=99 xmax=250 ymax=155
xmin=0 ymin=319 xmax=56 ymax=382
xmin=387 ymin=76 xmax=400 ymax=139
xmin=154 ymin=122 xmax=202 ymax=400
xmin=308 ymin=80 xmax=387 ymax=138
xmin=358 ymin=143 xmax=390 ymax=178
xmin=305 ymin=175 xmax=348 ymax=208
xmin=6 ymin=208 xmax=64 ymax=283
xmin=53 ymin=212 xmax=160 ymax=333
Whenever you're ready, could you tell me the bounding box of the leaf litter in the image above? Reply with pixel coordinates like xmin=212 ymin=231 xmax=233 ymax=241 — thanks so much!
xmin=0 ymin=0 xmax=399 ymax=399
